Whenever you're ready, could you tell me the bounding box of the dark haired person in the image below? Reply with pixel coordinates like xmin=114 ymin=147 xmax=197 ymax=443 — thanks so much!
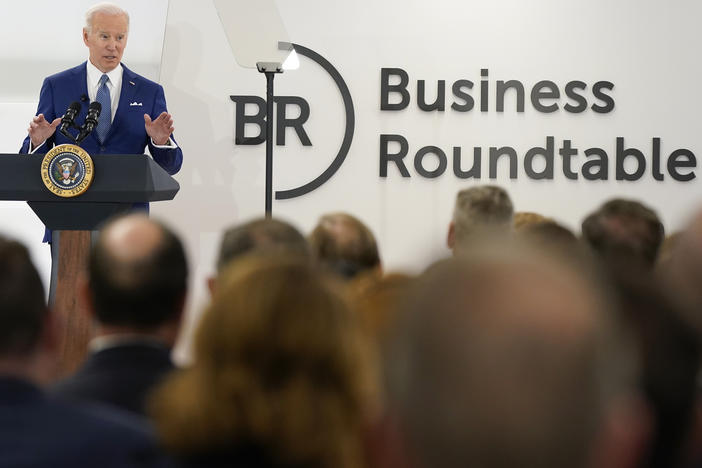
xmin=208 ymin=217 xmax=310 ymax=294
xmin=0 ymin=236 xmax=164 ymax=467
xmin=582 ymin=198 xmax=664 ymax=269
xmin=54 ymin=213 xmax=188 ymax=416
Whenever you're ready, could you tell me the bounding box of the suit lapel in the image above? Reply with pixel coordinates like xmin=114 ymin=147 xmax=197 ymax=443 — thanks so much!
xmin=107 ymin=64 xmax=138 ymax=141
xmin=72 ymin=63 xmax=89 ymax=119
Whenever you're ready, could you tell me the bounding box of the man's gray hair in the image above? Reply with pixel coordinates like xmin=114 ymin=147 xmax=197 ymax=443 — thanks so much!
xmin=452 ymin=185 xmax=514 ymax=245
xmin=85 ymin=2 xmax=130 ymax=33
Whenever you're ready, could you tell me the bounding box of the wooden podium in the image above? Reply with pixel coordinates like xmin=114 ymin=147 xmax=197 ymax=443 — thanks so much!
xmin=0 ymin=153 xmax=179 ymax=376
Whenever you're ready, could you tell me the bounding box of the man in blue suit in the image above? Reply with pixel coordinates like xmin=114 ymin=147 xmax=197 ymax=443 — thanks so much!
xmin=21 ymin=3 xmax=182 ymax=168
xmin=20 ymin=3 xmax=183 ymax=242
xmin=0 ymin=236 xmax=167 ymax=468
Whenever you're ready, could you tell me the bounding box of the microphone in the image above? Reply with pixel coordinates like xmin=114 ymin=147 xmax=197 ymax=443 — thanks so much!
xmin=80 ymin=94 xmax=88 ymax=103
xmin=59 ymin=102 xmax=81 ymax=134
xmin=76 ymin=101 xmax=102 ymax=144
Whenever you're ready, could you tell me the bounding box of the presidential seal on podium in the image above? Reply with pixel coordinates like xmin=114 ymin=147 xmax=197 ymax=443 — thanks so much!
xmin=41 ymin=144 xmax=94 ymax=198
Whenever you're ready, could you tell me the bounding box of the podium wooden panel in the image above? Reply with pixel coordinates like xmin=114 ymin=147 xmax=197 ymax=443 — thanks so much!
xmin=53 ymin=231 xmax=93 ymax=376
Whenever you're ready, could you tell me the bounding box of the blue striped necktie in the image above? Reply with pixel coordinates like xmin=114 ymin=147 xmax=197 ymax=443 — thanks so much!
xmin=95 ymin=74 xmax=111 ymax=143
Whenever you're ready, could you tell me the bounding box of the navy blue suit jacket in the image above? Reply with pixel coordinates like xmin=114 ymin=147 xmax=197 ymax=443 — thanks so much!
xmin=0 ymin=377 xmax=167 ymax=468
xmin=53 ymin=343 xmax=175 ymax=417
xmin=20 ymin=62 xmax=183 ymax=242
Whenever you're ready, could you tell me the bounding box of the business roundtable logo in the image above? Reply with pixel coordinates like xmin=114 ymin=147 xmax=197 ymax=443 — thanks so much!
xmin=230 ymin=43 xmax=355 ymax=200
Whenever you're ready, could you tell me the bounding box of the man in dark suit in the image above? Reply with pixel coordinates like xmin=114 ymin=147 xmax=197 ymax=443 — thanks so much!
xmin=0 ymin=235 xmax=165 ymax=468
xmin=54 ymin=213 xmax=188 ymax=416
xmin=20 ymin=3 xmax=183 ymax=243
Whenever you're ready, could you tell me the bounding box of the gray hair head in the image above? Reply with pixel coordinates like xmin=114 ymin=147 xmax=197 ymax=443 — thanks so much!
xmin=85 ymin=2 xmax=130 ymax=34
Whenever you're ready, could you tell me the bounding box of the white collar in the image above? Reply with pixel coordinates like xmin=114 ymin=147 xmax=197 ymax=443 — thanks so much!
xmin=86 ymin=60 xmax=123 ymax=90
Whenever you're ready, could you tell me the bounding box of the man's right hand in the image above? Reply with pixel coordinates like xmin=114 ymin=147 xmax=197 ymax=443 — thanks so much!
xmin=28 ymin=114 xmax=61 ymax=148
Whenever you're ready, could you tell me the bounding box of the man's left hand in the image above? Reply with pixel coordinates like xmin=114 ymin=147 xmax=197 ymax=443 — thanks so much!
xmin=144 ymin=112 xmax=175 ymax=146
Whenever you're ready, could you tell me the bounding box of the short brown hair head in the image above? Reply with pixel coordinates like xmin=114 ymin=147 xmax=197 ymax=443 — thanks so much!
xmin=582 ymin=198 xmax=664 ymax=268
xmin=309 ymin=212 xmax=380 ymax=279
xmin=216 ymin=218 xmax=310 ymax=272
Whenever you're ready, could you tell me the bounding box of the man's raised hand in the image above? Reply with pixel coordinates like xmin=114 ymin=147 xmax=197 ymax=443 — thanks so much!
xmin=28 ymin=114 xmax=61 ymax=148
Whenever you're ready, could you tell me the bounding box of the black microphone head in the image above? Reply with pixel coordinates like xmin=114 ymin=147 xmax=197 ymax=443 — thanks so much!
xmin=80 ymin=94 xmax=88 ymax=102
xmin=88 ymin=101 xmax=102 ymax=117
xmin=60 ymin=102 xmax=81 ymax=132
xmin=63 ymin=101 xmax=81 ymax=121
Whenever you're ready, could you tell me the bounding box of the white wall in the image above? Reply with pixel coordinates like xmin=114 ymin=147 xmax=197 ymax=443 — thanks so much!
xmin=3 ymin=0 xmax=702 ymax=360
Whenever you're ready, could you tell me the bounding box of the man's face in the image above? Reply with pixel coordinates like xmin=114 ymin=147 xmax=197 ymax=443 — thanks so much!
xmin=83 ymin=12 xmax=128 ymax=73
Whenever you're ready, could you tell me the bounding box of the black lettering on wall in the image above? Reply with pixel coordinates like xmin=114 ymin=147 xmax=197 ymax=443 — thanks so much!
xmin=592 ymin=81 xmax=615 ymax=113
xmin=230 ymin=95 xmax=266 ymax=145
xmin=453 ymin=147 xmax=481 ymax=178
xmin=480 ymin=69 xmax=489 ymax=112
xmin=559 ymin=139 xmax=579 ymax=180
xmin=616 ymin=137 xmax=646 ymax=180
xmin=415 ymin=146 xmax=448 ymax=178
xmin=489 ymin=146 xmax=518 ymax=179
xmin=531 ymin=80 xmax=560 ymax=113
xmin=668 ymin=149 xmax=697 ymax=182
xmin=524 ymin=136 xmax=555 ymax=179
xmin=582 ymin=148 xmax=609 ymax=180
xmin=564 ymin=81 xmax=587 ymax=113
xmin=275 ymin=96 xmax=312 ymax=146
xmin=380 ymin=68 xmax=410 ymax=111
xmin=418 ymin=80 xmax=446 ymax=111
xmin=380 ymin=134 xmax=410 ymax=177
xmin=451 ymin=80 xmax=475 ymax=112
xmin=496 ymin=80 xmax=525 ymax=113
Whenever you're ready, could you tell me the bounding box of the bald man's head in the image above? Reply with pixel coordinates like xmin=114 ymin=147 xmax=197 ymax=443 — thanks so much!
xmin=387 ymin=244 xmax=635 ymax=468
xmin=89 ymin=214 xmax=188 ymax=329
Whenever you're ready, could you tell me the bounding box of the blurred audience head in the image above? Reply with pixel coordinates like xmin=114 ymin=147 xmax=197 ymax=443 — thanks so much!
xmin=309 ymin=212 xmax=381 ymax=280
xmin=518 ymin=220 xmax=581 ymax=256
xmin=447 ymin=185 xmax=514 ymax=253
xmin=210 ymin=217 xmax=310 ymax=293
xmin=582 ymin=198 xmax=664 ymax=269
xmin=664 ymin=211 xmax=702 ymax=334
xmin=384 ymin=242 xmax=644 ymax=468
xmin=609 ymin=268 xmax=700 ymax=468
xmin=0 ymin=236 xmax=52 ymax=378
xmin=513 ymin=211 xmax=551 ymax=231
xmin=215 ymin=217 xmax=309 ymax=271
xmin=348 ymin=272 xmax=415 ymax=348
xmin=88 ymin=214 xmax=188 ymax=345
xmin=657 ymin=232 xmax=681 ymax=268
xmin=150 ymin=255 xmax=373 ymax=468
